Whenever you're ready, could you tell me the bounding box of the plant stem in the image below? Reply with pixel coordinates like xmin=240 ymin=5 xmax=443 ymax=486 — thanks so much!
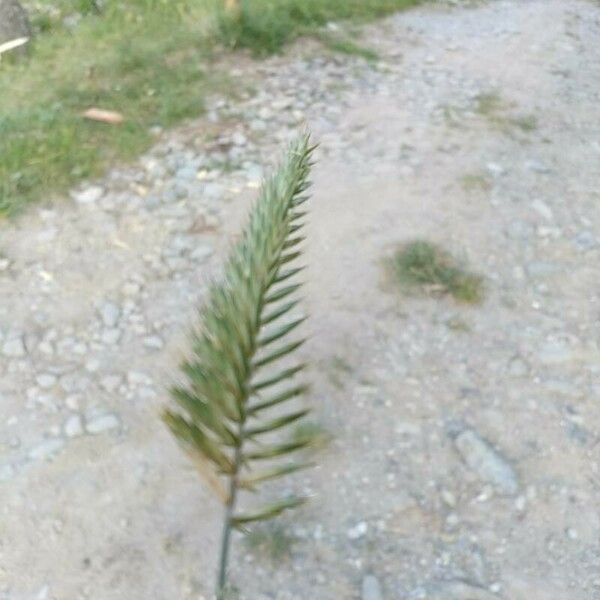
xmin=216 ymin=443 xmax=242 ymax=598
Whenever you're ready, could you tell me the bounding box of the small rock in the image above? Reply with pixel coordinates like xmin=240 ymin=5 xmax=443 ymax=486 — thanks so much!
xmin=0 ymin=257 xmax=10 ymax=271
xmin=65 ymin=394 xmax=81 ymax=411
xmin=347 ymin=521 xmax=368 ymax=540
xmin=60 ymin=374 xmax=90 ymax=394
xmin=64 ymin=414 xmax=84 ymax=438
xmin=127 ymin=371 xmax=152 ymax=387
xmin=531 ymin=199 xmax=553 ymax=221
xmin=507 ymin=356 xmax=529 ymax=377
xmin=0 ymin=463 xmax=15 ymax=481
xmin=526 ymin=261 xmax=558 ymax=278
xmin=2 ymin=334 xmax=26 ymax=358
xmin=35 ymin=585 xmax=49 ymax=600
xmin=232 ymin=131 xmax=247 ymax=146
xmin=441 ymin=489 xmax=457 ymax=508
xmin=454 ymin=429 xmax=519 ymax=495
xmin=566 ymin=527 xmax=578 ymax=540
xmin=143 ymin=335 xmax=164 ymax=350
xmin=486 ymin=162 xmax=506 ymax=177
xmin=190 ymin=245 xmax=214 ymax=262
xmin=538 ymin=340 xmax=575 ymax=365
xmin=505 ymin=219 xmax=532 ymax=240
xmin=84 ymin=358 xmax=100 ymax=373
xmin=101 ymin=328 xmax=122 ymax=345
xmin=99 ymin=302 xmax=121 ymax=327
xmin=362 ymin=575 xmax=383 ymax=600
xmin=73 ymin=185 xmax=104 ymax=204
xmin=85 ymin=413 xmax=121 ymax=435
xmin=37 ymin=340 xmax=55 ymax=356
xmin=573 ymin=230 xmax=596 ymax=250
xmin=526 ymin=159 xmax=551 ymax=174
xmin=100 ymin=374 xmax=122 ymax=393
xmin=36 ymin=373 xmax=57 ymax=389
xmin=29 ymin=438 xmax=65 ymax=461
xmin=122 ymin=281 xmax=142 ymax=296
xmin=427 ymin=581 xmax=498 ymax=600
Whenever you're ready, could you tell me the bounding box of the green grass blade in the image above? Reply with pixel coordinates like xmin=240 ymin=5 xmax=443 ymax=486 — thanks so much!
xmin=231 ymin=496 xmax=307 ymax=528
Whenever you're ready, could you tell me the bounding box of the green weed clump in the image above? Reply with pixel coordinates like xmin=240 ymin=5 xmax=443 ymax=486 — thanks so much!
xmin=217 ymin=0 xmax=422 ymax=56
xmin=391 ymin=240 xmax=484 ymax=304
xmin=245 ymin=524 xmax=297 ymax=561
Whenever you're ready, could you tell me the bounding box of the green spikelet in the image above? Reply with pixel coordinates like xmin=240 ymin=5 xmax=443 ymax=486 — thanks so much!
xmin=163 ymin=134 xmax=316 ymax=597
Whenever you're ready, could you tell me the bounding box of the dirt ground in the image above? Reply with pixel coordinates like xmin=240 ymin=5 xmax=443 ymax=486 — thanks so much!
xmin=1 ymin=1 xmax=599 ymax=599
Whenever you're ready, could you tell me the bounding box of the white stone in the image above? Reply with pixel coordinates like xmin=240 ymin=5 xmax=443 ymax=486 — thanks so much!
xmin=143 ymin=335 xmax=164 ymax=350
xmin=100 ymin=375 xmax=122 ymax=393
xmin=101 ymin=328 xmax=121 ymax=345
xmin=362 ymin=575 xmax=383 ymax=600
xmin=347 ymin=521 xmax=368 ymax=540
xmin=86 ymin=413 xmax=120 ymax=434
xmin=190 ymin=245 xmax=214 ymax=262
xmin=0 ymin=463 xmax=15 ymax=481
xmin=64 ymin=414 xmax=84 ymax=438
xmin=73 ymin=185 xmax=104 ymax=204
xmin=127 ymin=371 xmax=152 ymax=387
xmin=36 ymin=373 xmax=57 ymax=389
xmin=29 ymin=438 xmax=65 ymax=461
xmin=2 ymin=334 xmax=26 ymax=358
xmin=85 ymin=358 xmax=100 ymax=373
xmin=99 ymin=302 xmax=121 ymax=327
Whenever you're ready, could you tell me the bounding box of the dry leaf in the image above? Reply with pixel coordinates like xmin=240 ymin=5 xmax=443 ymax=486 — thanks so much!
xmin=83 ymin=108 xmax=124 ymax=124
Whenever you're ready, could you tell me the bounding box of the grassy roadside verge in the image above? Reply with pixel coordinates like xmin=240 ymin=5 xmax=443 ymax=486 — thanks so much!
xmin=1 ymin=0 xmax=422 ymax=216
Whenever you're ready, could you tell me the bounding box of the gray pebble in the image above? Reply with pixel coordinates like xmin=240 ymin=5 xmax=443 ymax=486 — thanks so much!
xmin=101 ymin=328 xmax=122 ymax=345
xmin=347 ymin=521 xmax=368 ymax=540
xmin=2 ymin=334 xmax=26 ymax=358
xmin=100 ymin=374 xmax=122 ymax=393
xmin=29 ymin=438 xmax=65 ymax=461
xmin=72 ymin=185 xmax=104 ymax=204
xmin=64 ymin=414 xmax=84 ymax=438
xmin=454 ymin=429 xmax=519 ymax=495
xmin=507 ymin=356 xmax=529 ymax=377
xmin=362 ymin=575 xmax=383 ymax=600
xmin=85 ymin=413 xmax=121 ymax=435
xmin=99 ymin=302 xmax=121 ymax=327
xmin=36 ymin=373 xmax=57 ymax=389
xmin=538 ymin=340 xmax=575 ymax=365
xmin=143 ymin=335 xmax=164 ymax=350
xmin=526 ymin=261 xmax=558 ymax=278
xmin=426 ymin=581 xmax=499 ymax=600
xmin=190 ymin=245 xmax=214 ymax=262
xmin=0 ymin=463 xmax=16 ymax=481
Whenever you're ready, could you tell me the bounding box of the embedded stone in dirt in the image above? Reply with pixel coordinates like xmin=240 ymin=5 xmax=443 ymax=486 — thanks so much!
xmin=454 ymin=429 xmax=519 ymax=495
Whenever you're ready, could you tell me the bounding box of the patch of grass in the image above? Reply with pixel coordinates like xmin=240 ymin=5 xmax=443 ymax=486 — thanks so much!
xmin=292 ymin=420 xmax=333 ymax=451
xmin=390 ymin=240 xmax=484 ymax=304
xmin=460 ymin=172 xmax=491 ymax=192
xmin=441 ymin=104 xmax=463 ymax=129
xmin=216 ymin=0 xmax=423 ymax=56
xmin=474 ymin=91 xmax=506 ymax=117
xmin=326 ymin=355 xmax=353 ymax=389
xmin=473 ymin=91 xmax=538 ymax=136
xmin=2 ymin=0 xmax=424 ymax=215
xmin=0 ymin=0 xmax=222 ymax=215
xmin=509 ymin=114 xmax=538 ymax=132
xmin=244 ymin=524 xmax=297 ymax=562
xmin=445 ymin=316 xmax=471 ymax=332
